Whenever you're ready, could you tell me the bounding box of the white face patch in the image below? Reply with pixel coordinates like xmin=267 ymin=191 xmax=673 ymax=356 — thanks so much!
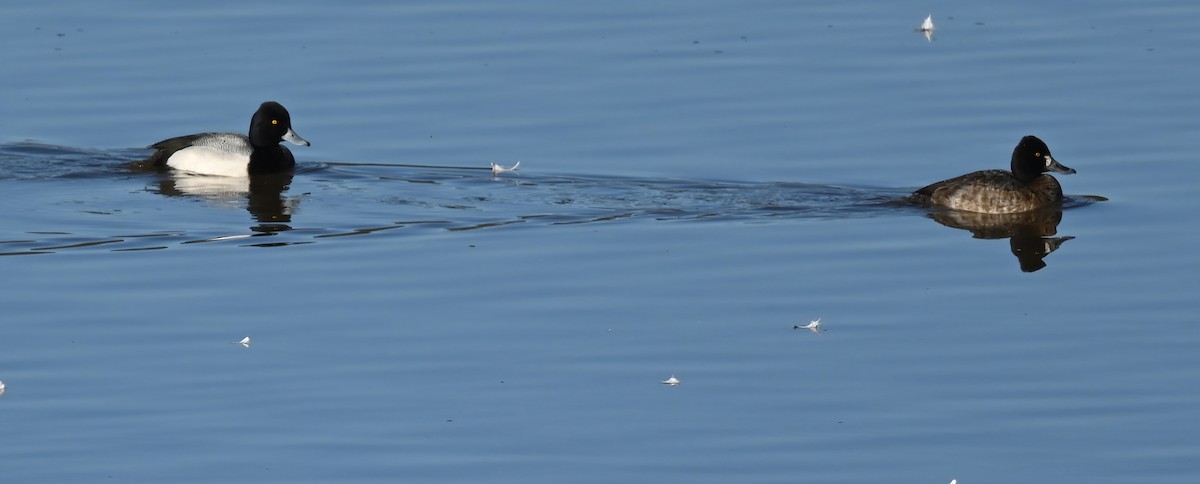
xmin=1044 ymin=155 xmax=1054 ymax=167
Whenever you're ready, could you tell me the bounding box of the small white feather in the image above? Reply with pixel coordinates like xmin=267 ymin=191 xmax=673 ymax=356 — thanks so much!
xmin=794 ymin=318 xmax=822 ymax=334
xmin=491 ymin=161 xmax=521 ymax=175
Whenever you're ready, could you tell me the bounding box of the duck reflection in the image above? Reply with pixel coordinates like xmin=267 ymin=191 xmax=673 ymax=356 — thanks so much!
xmin=925 ymin=207 xmax=1073 ymax=272
xmin=153 ymin=171 xmax=295 ymax=233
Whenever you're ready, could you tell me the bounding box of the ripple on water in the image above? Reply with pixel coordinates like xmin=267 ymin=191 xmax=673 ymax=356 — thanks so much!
xmin=0 ymin=143 xmax=1107 ymax=257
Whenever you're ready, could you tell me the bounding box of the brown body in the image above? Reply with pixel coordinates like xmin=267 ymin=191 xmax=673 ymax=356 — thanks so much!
xmin=908 ymin=136 xmax=1075 ymax=214
xmin=909 ymin=169 xmax=1065 ymax=214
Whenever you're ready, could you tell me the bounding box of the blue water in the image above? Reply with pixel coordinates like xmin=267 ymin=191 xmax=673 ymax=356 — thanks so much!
xmin=2 ymin=1 xmax=1199 ymax=483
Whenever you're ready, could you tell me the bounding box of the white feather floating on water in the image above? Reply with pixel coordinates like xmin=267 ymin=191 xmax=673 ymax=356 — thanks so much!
xmin=918 ymin=14 xmax=935 ymax=42
xmin=491 ymin=161 xmax=521 ymax=175
xmin=660 ymin=375 xmax=681 ymax=386
xmin=234 ymin=336 xmax=252 ymax=348
xmin=794 ymin=318 xmax=821 ymax=334
xmin=0 ymin=380 xmax=6 ymax=396
xmin=920 ymin=14 xmax=935 ymax=32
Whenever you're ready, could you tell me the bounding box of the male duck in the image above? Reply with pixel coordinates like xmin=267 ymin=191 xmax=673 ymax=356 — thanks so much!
xmin=142 ymin=101 xmax=308 ymax=176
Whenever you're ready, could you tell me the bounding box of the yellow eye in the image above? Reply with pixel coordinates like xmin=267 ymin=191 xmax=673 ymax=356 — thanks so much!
xmin=271 ymin=119 xmax=279 ymax=125
xmin=1034 ymin=152 xmax=1041 ymax=157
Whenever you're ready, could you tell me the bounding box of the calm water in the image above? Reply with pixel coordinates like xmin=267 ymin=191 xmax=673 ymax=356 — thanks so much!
xmin=2 ymin=1 xmax=1198 ymax=482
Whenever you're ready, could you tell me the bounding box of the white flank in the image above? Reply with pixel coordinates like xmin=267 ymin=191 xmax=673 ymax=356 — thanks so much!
xmin=167 ymin=146 xmax=251 ymax=177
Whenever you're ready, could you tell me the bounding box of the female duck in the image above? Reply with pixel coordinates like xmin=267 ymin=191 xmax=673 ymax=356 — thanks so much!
xmin=909 ymin=135 xmax=1075 ymax=214
xmin=142 ymin=101 xmax=308 ymax=177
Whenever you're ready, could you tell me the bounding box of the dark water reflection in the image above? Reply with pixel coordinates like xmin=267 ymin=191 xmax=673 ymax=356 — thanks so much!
xmin=926 ymin=207 xmax=1074 ymax=272
xmin=155 ymin=171 xmax=296 ymax=231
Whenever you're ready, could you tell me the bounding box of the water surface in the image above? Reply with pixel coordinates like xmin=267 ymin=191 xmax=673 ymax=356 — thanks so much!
xmin=1 ymin=1 xmax=1198 ymax=483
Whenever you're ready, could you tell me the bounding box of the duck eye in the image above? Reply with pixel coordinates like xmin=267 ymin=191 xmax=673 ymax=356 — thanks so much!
xmin=271 ymin=119 xmax=279 ymax=125
xmin=1034 ymin=152 xmax=1041 ymax=157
